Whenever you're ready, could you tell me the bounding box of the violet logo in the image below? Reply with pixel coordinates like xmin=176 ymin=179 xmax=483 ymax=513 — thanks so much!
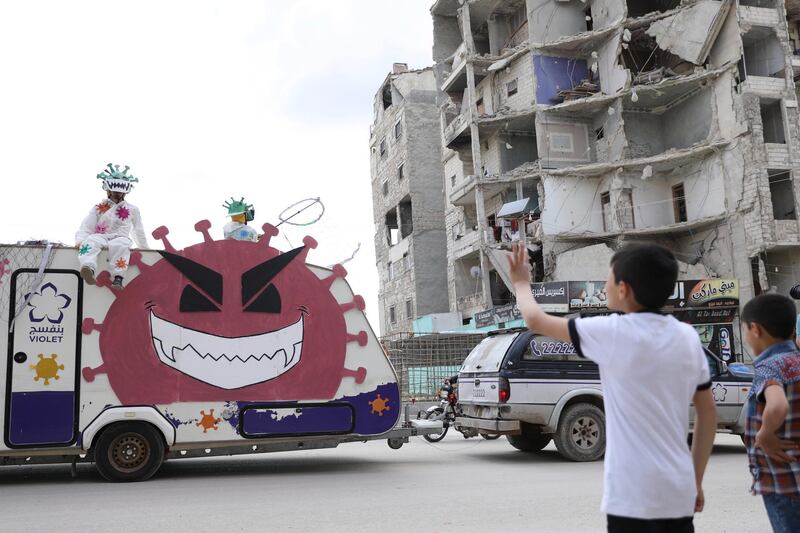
xmin=712 ymin=383 xmax=727 ymax=402
xmin=26 ymin=283 xmax=72 ymax=324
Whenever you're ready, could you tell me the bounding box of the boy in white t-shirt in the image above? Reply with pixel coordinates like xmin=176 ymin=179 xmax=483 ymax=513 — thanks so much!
xmin=508 ymin=242 xmax=717 ymax=533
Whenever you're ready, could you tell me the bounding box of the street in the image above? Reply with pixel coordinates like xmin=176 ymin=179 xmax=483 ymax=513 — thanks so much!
xmin=0 ymin=434 xmax=765 ymax=532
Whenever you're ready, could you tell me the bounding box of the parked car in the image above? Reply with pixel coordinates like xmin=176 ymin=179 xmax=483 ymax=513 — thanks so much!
xmin=455 ymin=328 xmax=754 ymax=461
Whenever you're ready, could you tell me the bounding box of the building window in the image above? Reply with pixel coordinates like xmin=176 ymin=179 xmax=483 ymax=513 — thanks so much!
xmin=549 ymin=132 xmax=574 ymax=153
xmin=476 ymin=97 xmax=485 ymax=115
xmin=601 ymin=192 xmax=611 ymax=232
xmin=394 ymin=120 xmax=403 ymax=140
xmin=382 ymin=180 xmax=389 ymax=196
xmin=389 ymin=305 xmax=396 ymax=324
xmin=403 ymin=253 xmax=412 ymax=270
xmin=398 ymin=163 xmax=404 ymax=181
xmin=509 ymin=4 xmax=527 ymax=33
xmin=761 ymin=100 xmax=786 ymax=144
xmin=379 ymin=138 xmax=387 ymax=157
xmin=387 ymin=261 xmax=395 ymax=281
xmin=405 ymin=299 xmax=413 ymax=319
xmin=768 ymin=170 xmax=796 ymax=220
xmin=619 ymin=189 xmax=635 ymax=230
xmin=507 ymin=79 xmax=518 ymax=97
xmin=450 ymin=175 xmax=457 ymax=188
xmin=386 ymin=209 xmax=399 ymax=246
xmin=672 ymin=183 xmax=687 ymax=223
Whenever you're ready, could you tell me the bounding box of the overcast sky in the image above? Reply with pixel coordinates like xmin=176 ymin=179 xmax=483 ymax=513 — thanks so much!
xmin=0 ymin=1 xmax=434 ymax=328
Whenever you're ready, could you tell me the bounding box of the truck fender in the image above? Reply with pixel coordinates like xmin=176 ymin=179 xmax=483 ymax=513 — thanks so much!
xmin=730 ymin=400 xmax=748 ymax=435
xmin=544 ymin=388 xmax=603 ymax=433
xmin=81 ymin=406 xmax=177 ymax=450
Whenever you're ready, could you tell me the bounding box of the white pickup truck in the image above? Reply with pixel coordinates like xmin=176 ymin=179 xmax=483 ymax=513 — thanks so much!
xmin=455 ymin=328 xmax=753 ymax=461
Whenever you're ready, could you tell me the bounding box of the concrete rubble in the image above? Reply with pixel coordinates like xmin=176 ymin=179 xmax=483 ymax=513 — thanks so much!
xmin=371 ymin=0 xmax=800 ymax=333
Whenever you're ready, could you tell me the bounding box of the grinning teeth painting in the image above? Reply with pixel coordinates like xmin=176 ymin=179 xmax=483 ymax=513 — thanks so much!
xmin=81 ymin=220 xmax=372 ymax=404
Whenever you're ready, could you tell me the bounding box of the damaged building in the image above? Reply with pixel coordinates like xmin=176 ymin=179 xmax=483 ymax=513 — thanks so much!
xmin=430 ymin=0 xmax=800 ymax=324
xmin=369 ymin=64 xmax=451 ymax=335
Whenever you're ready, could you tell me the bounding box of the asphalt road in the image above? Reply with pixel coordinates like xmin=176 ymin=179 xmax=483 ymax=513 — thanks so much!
xmin=0 ymin=434 xmax=766 ymax=533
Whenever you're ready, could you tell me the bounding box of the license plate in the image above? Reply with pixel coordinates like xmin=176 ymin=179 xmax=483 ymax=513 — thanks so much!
xmin=473 ymin=388 xmax=485 ymax=398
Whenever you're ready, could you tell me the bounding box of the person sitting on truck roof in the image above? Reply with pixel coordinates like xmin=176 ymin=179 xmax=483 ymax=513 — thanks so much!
xmin=222 ymin=197 xmax=258 ymax=242
xmin=75 ymin=163 xmax=149 ymax=288
xmin=508 ymin=242 xmax=717 ymax=533
xmin=741 ymin=294 xmax=800 ymax=532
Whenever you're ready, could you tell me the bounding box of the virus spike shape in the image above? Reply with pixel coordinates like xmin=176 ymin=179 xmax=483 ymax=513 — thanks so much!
xmin=128 ymin=251 xmax=151 ymax=273
xmin=322 ymin=265 xmax=348 ymax=291
xmin=368 ymin=394 xmax=391 ymax=416
xmin=196 ymin=409 xmax=221 ymax=433
xmin=30 ymin=354 xmax=64 ymax=385
xmin=194 ymin=220 xmax=213 ymax=244
xmin=81 ymin=220 xmax=372 ymax=403
xmin=260 ymin=224 xmax=279 ymax=247
xmin=0 ymin=257 xmax=9 ymax=284
xmin=151 ymin=226 xmax=176 ymax=253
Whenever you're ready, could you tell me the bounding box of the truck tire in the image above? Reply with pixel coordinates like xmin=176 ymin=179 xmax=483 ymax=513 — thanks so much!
xmin=93 ymin=422 xmax=165 ymax=482
xmin=506 ymin=423 xmax=551 ymax=452
xmin=554 ymin=403 xmax=605 ymax=462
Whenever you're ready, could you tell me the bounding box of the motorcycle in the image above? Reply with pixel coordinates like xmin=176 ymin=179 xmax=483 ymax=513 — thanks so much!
xmin=420 ymin=377 xmax=501 ymax=443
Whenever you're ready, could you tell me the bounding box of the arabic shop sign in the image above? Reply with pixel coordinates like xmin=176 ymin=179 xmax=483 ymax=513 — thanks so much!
xmin=474 ymin=303 xmax=522 ymax=328
xmin=473 ymin=279 xmax=740 ymax=327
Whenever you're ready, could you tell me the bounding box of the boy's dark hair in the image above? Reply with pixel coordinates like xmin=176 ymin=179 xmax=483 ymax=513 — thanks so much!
xmin=610 ymin=243 xmax=678 ymax=310
xmin=741 ymin=293 xmax=796 ymax=340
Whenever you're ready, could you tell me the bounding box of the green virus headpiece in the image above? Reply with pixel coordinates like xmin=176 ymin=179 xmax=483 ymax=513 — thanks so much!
xmin=97 ymin=163 xmax=139 ymax=194
xmin=223 ymin=197 xmax=255 ymax=222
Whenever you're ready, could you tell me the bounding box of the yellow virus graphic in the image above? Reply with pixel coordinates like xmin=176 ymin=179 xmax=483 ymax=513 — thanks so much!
xmin=30 ymin=354 xmax=64 ymax=385
xmin=196 ymin=409 xmax=221 ymax=433
xmin=368 ymin=394 xmax=391 ymax=417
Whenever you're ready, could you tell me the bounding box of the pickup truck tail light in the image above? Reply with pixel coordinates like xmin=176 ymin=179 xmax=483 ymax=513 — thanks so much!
xmin=499 ymin=377 xmax=510 ymax=403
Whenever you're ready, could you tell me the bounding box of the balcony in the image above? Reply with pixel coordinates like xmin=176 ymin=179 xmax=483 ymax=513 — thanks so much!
xmin=456 ymin=292 xmax=486 ymax=318
xmin=738 ymin=5 xmax=781 ymax=28
xmin=443 ymin=113 xmax=471 ymax=149
xmin=452 ymin=229 xmax=481 ymax=259
xmin=741 ymin=76 xmax=789 ymax=98
xmin=533 ymin=25 xmax=618 ymax=55
xmin=765 ymin=143 xmax=791 ymax=167
xmin=449 ymin=169 xmax=539 ymax=208
xmin=551 ymin=214 xmax=727 ymax=241
xmin=774 ymin=220 xmax=800 ymax=245
xmin=546 ymin=140 xmax=730 ymax=178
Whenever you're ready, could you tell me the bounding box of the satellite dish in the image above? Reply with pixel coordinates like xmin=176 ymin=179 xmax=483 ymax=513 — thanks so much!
xmin=470 ymin=266 xmax=482 ymax=279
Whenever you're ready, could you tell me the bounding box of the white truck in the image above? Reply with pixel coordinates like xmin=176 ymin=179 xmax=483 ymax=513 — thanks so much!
xmin=0 ymin=222 xmax=438 ymax=481
xmin=455 ymin=328 xmax=753 ymax=462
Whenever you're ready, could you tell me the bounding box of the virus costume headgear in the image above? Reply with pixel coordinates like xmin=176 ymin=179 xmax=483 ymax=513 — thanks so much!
xmin=97 ymin=163 xmax=139 ymax=194
xmin=224 ymin=197 xmax=255 ymax=222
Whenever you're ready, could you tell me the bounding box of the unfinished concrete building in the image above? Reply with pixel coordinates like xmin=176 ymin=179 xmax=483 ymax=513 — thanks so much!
xmin=369 ymin=64 xmax=450 ymax=335
xmin=432 ymin=0 xmax=800 ymax=323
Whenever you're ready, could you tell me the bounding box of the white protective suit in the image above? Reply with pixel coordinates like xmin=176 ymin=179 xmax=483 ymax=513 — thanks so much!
xmin=75 ymin=198 xmax=148 ymax=277
xmin=223 ymin=221 xmax=259 ymax=242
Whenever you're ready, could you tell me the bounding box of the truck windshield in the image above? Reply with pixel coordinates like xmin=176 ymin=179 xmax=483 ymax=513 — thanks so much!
xmin=460 ymin=334 xmax=518 ymax=373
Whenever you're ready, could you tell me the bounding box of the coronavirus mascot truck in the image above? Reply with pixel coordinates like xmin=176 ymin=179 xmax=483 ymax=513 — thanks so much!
xmin=0 ymin=213 xmax=407 ymax=480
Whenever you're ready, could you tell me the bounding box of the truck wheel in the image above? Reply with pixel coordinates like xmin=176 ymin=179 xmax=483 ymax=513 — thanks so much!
xmin=506 ymin=423 xmax=551 ymax=452
xmin=480 ymin=433 xmax=501 ymax=440
xmin=93 ymin=422 xmax=165 ymax=482
xmin=387 ymin=438 xmax=404 ymax=450
xmin=554 ymin=403 xmax=605 ymax=462
xmin=422 ymin=407 xmax=448 ymax=442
